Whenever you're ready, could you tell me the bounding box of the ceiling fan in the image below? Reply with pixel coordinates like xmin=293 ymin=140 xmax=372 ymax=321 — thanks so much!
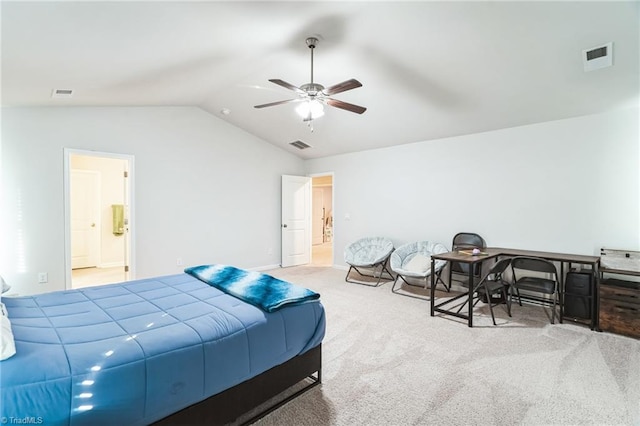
xmin=254 ymin=37 xmax=366 ymax=122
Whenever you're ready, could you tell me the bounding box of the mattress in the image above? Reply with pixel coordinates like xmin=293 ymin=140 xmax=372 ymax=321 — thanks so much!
xmin=0 ymin=273 xmax=325 ymax=425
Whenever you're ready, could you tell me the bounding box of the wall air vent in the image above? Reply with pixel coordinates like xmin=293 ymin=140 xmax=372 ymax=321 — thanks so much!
xmin=583 ymin=42 xmax=613 ymax=72
xmin=51 ymin=89 xmax=74 ymax=99
xmin=290 ymin=140 xmax=312 ymax=150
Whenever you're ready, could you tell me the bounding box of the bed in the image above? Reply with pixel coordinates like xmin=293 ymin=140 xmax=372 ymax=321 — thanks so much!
xmin=0 ymin=265 xmax=325 ymax=425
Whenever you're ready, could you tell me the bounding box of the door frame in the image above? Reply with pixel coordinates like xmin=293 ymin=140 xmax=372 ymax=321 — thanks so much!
xmin=309 ymin=172 xmax=334 ymax=265
xmin=63 ymin=148 xmax=136 ymax=289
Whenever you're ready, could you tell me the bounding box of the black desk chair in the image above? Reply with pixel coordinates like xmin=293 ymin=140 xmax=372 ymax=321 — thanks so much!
xmin=449 ymin=232 xmax=486 ymax=288
xmin=457 ymin=257 xmax=512 ymax=325
xmin=509 ymin=256 xmax=560 ymax=324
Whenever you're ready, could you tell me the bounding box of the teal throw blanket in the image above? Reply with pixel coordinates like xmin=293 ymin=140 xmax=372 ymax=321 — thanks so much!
xmin=184 ymin=264 xmax=320 ymax=313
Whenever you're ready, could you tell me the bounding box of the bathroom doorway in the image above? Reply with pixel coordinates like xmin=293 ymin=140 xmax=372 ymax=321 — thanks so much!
xmin=64 ymin=149 xmax=135 ymax=289
xmin=311 ymin=174 xmax=333 ymax=266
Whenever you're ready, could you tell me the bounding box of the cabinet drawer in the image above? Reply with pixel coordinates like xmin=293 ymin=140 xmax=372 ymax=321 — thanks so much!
xmin=599 ymin=299 xmax=640 ymax=338
xmin=599 ymin=285 xmax=640 ymax=303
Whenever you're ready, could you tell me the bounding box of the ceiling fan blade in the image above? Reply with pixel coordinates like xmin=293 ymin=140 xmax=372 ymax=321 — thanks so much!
xmin=323 ymin=79 xmax=362 ymax=96
xmin=326 ymin=98 xmax=367 ymax=114
xmin=269 ymin=79 xmax=306 ymax=94
xmin=254 ymin=98 xmax=303 ymax=109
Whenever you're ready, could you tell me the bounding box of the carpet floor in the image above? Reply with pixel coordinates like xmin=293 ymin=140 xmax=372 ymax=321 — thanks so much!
xmin=251 ymin=266 xmax=640 ymax=426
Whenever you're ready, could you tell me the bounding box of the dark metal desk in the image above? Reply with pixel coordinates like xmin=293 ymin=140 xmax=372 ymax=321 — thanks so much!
xmin=430 ymin=247 xmax=601 ymax=328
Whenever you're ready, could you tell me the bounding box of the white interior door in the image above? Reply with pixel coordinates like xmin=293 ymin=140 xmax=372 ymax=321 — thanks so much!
xmin=312 ymin=188 xmax=324 ymax=245
xmin=282 ymin=175 xmax=311 ymax=267
xmin=71 ymin=170 xmax=100 ymax=269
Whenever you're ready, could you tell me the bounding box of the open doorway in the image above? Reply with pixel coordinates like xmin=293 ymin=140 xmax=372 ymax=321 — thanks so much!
xmin=64 ymin=149 xmax=134 ymax=289
xmin=311 ymin=174 xmax=333 ymax=266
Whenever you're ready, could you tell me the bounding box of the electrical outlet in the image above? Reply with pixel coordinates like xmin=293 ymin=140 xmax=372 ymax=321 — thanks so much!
xmin=267 ymin=248 xmax=274 ymax=255
xmin=176 ymin=258 xmax=183 ymax=266
xmin=38 ymin=272 xmax=48 ymax=284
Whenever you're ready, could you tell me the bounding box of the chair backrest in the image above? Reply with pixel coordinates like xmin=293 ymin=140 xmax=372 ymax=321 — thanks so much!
xmin=489 ymin=257 xmax=511 ymax=276
xmin=451 ymin=232 xmax=486 ymax=275
xmin=390 ymin=241 xmax=448 ymax=271
xmin=511 ymin=256 xmax=558 ymax=277
xmin=452 ymin=232 xmax=486 ymax=250
xmin=475 ymin=257 xmax=511 ymax=288
xmin=344 ymin=236 xmax=394 ymax=265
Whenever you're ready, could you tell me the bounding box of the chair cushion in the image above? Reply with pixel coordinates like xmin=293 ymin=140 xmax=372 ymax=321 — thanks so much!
xmin=477 ymin=280 xmax=508 ymax=295
xmin=404 ymin=254 xmax=431 ymax=273
xmin=390 ymin=241 xmax=448 ymax=278
xmin=514 ymin=277 xmax=556 ymax=294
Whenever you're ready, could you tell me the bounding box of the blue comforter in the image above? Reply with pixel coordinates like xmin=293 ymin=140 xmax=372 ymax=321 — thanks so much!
xmin=0 ymin=273 xmax=325 ymax=425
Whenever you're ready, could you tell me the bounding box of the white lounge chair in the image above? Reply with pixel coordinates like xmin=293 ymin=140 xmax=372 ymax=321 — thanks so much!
xmin=344 ymin=237 xmax=394 ymax=286
xmin=390 ymin=241 xmax=449 ymax=298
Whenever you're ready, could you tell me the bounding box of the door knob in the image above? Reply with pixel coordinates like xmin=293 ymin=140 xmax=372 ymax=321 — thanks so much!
xmin=91 ymin=223 xmax=96 ymax=227
xmin=283 ymin=224 xmax=288 ymax=228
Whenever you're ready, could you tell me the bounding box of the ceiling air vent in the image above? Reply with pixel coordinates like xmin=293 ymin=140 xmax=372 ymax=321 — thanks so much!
xmin=51 ymin=89 xmax=74 ymax=99
xmin=290 ymin=140 xmax=312 ymax=150
xmin=583 ymin=42 xmax=613 ymax=72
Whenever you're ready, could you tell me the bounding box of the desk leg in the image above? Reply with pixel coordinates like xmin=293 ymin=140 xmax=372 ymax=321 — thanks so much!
xmin=468 ymin=266 xmax=473 ymax=327
xmin=593 ymin=261 xmax=600 ymax=331
xmin=559 ymin=261 xmax=565 ymax=324
xmin=430 ymin=257 xmax=436 ymax=316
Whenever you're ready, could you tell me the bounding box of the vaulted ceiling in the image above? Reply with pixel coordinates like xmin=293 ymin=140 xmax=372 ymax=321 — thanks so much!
xmin=2 ymin=1 xmax=638 ymax=159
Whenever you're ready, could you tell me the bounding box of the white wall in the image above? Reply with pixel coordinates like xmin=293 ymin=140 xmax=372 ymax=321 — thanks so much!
xmin=2 ymin=106 xmax=637 ymax=294
xmin=1 ymin=107 xmax=305 ymax=295
xmin=305 ymin=107 xmax=640 ymax=267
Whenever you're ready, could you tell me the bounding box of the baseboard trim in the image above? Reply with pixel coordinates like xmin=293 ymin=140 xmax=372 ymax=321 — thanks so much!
xmin=251 ymin=264 xmax=347 ymax=272
xmin=98 ymin=262 xmax=125 ymax=269
xmin=251 ymin=264 xmax=281 ymax=272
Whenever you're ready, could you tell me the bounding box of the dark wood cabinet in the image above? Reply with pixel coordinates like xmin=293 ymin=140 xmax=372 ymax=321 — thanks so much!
xmin=598 ymin=248 xmax=640 ymax=339
xmin=598 ymin=278 xmax=640 ymax=339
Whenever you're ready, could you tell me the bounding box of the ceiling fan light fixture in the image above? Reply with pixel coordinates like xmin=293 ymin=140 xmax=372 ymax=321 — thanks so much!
xmin=254 ymin=36 xmax=366 ymax=120
xmin=296 ymin=99 xmax=324 ymax=120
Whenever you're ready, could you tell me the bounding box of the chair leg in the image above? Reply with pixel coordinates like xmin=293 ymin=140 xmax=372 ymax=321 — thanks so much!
xmin=391 ymin=274 xmax=432 ymax=300
xmin=374 ymin=264 xmax=384 ymax=286
xmin=485 ymin=285 xmax=497 ymax=326
xmin=345 ymin=265 xmax=355 ymax=283
xmin=391 ymin=275 xmax=402 ymax=294
xmin=550 ymin=291 xmax=558 ymax=324
xmin=503 ymin=286 xmax=511 ymax=317
xmin=346 ymin=265 xmax=391 ymax=287
xmin=515 ymin=288 xmax=523 ymax=306
xmin=381 ymin=263 xmax=394 ymax=281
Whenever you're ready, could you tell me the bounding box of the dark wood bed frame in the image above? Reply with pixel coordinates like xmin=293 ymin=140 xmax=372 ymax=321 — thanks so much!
xmin=153 ymin=344 xmax=322 ymax=425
